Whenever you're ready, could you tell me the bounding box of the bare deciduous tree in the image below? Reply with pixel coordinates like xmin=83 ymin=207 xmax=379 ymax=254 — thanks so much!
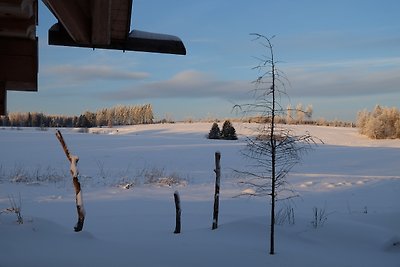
xmin=236 ymin=34 xmax=316 ymax=255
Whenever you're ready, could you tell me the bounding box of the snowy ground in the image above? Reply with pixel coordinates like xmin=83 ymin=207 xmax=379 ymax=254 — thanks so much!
xmin=0 ymin=123 xmax=399 ymax=267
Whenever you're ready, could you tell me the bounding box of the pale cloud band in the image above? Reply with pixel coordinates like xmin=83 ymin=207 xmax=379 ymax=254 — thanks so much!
xmin=286 ymin=57 xmax=400 ymax=97
xmin=100 ymin=70 xmax=252 ymax=100
xmin=43 ymin=64 xmax=150 ymax=82
xmin=101 ymin=57 xmax=400 ymax=101
xmin=42 ymin=57 xmax=400 ymax=102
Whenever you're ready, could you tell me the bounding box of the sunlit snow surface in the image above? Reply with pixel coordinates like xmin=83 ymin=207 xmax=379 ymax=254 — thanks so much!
xmin=0 ymin=123 xmax=399 ymax=267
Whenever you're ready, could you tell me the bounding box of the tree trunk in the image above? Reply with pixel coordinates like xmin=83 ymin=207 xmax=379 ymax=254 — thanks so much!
xmin=173 ymin=191 xmax=181 ymax=234
xmin=212 ymin=151 xmax=221 ymax=230
xmin=269 ymin=54 xmax=276 ymax=255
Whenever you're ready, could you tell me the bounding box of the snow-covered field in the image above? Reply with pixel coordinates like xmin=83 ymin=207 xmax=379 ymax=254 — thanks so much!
xmin=0 ymin=123 xmax=399 ymax=267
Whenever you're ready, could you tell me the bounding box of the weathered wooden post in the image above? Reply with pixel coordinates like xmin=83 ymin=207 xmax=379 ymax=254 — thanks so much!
xmin=212 ymin=151 xmax=221 ymax=230
xmin=173 ymin=191 xmax=181 ymax=234
xmin=55 ymin=130 xmax=85 ymax=232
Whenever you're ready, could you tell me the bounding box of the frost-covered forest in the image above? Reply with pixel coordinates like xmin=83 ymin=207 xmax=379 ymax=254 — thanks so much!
xmin=357 ymin=105 xmax=400 ymax=139
xmin=0 ymin=104 xmax=154 ymax=128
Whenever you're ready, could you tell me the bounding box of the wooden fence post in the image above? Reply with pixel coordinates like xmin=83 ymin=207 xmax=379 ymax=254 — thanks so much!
xmin=173 ymin=191 xmax=181 ymax=234
xmin=55 ymin=130 xmax=85 ymax=232
xmin=212 ymin=151 xmax=221 ymax=230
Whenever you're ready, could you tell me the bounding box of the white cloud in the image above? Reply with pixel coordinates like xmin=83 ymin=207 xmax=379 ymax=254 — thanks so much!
xmin=43 ymin=64 xmax=150 ymax=82
xmin=101 ymin=70 xmax=252 ymax=100
xmin=284 ymin=57 xmax=400 ymax=97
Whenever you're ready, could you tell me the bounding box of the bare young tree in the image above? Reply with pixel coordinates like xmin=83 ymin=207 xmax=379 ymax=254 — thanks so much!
xmin=236 ymin=34 xmax=316 ymax=255
xmin=296 ymin=103 xmax=305 ymax=123
xmin=305 ymin=104 xmax=313 ymax=121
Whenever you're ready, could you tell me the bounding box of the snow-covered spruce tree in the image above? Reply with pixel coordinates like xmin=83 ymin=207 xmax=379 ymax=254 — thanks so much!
xmin=236 ymin=34 xmax=316 ymax=255
xmin=221 ymin=120 xmax=238 ymax=140
xmin=208 ymin=122 xmax=221 ymax=139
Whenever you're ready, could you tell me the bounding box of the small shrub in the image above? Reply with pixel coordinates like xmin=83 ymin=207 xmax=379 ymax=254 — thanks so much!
xmin=1 ymin=195 xmax=23 ymax=224
xmin=156 ymin=174 xmax=187 ymax=187
xmin=143 ymin=167 xmax=166 ymax=184
xmin=312 ymin=206 xmax=328 ymax=228
xmin=221 ymin=120 xmax=238 ymax=140
xmin=208 ymin=122 xmax=221 ymax=139
xmin=143 ymin=167 xmax=187 ymax=187
xmin=10 ymin=164 xmax=29 ymax=183
xmin=275 ymin=205 xmax=295 ymax=225
xmin=8 ymin=165 xmax=66 ymax=184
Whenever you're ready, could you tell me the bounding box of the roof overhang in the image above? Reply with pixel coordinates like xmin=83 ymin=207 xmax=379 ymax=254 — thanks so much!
xmin=43 ymin=0 xmax=186 ymax=55
xmin=0 ymin=0 xmax=186 ymax=115
xmin=48 ymin=23 xmax=187 ymax=55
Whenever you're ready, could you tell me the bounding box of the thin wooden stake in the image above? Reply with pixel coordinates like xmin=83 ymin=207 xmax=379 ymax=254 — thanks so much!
xmin=55 ymin=130 xmax=85 ymax=232
xmin=173 ymin=191 xmax=181 ymax=234
xmin=212 ymin=151 xmax=221 ymax=230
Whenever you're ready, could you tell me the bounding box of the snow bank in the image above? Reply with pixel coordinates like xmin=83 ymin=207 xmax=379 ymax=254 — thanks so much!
xmin=0 ymin=123 xmax=399 ymax=267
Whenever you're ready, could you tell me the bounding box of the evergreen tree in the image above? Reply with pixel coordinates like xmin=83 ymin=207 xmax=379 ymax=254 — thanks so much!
xmin=221 ymin=120 xmax=238 ymax=140
xmin=27 ymin=112 xmax=32 ymax=127
xmin=77 ymin=114 xmax=90 ymax=128
xmin=208 ymin=122 xmax=221 ymax=139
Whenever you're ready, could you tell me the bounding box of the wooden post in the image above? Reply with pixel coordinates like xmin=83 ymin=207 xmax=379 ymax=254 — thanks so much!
xmin=0 ymin=82 xmax=6 ymax=116
xmin=212 ymin=151 xmax=221 ymax=230
xmin=55 ymin=130 xmax=85 ymax=232
xmin=173 ymin=191 xmax=181 ymax=234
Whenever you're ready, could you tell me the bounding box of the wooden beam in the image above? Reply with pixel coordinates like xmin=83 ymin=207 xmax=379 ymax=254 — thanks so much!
xmin=0 ymin=83 xmax=6 ymax=116
xmin=0 ymin=37 xmax=38 ymax=91
xmin=0 ymin=0 xmax=35 ymax=19
xmin=110 ymin=0 xmax=131 ymax=40
xmin=43 ymin=0 xmax=91 ymax=44
xmin=0 ymin=17 xmax=36 ymax=39
xmin=91 ymin=0 xmax=111 ymax=45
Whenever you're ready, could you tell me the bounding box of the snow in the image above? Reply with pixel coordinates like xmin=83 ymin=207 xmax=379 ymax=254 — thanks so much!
xmin=0 ymin=123 xmax=399 ymax=266
xmin=70 ymin=155 xmax=79 ymax=178
xmin=129 ymin=30 xmax=182 ymax=42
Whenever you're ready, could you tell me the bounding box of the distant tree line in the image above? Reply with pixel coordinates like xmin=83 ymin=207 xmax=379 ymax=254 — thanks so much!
xmin=0 ymin=104 xmax=154 ymax=128
xmin=243 ymin=116 xmax=354 ymax=128
xmin=357 ymin=105 xmax=400 ymax=139
xmin=241 ymin=103 xmax=353 ymax=128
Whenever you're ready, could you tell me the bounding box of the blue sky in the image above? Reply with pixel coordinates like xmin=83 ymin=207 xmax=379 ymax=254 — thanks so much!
xmin=8 ymin=0 xmax=400 ymax=122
